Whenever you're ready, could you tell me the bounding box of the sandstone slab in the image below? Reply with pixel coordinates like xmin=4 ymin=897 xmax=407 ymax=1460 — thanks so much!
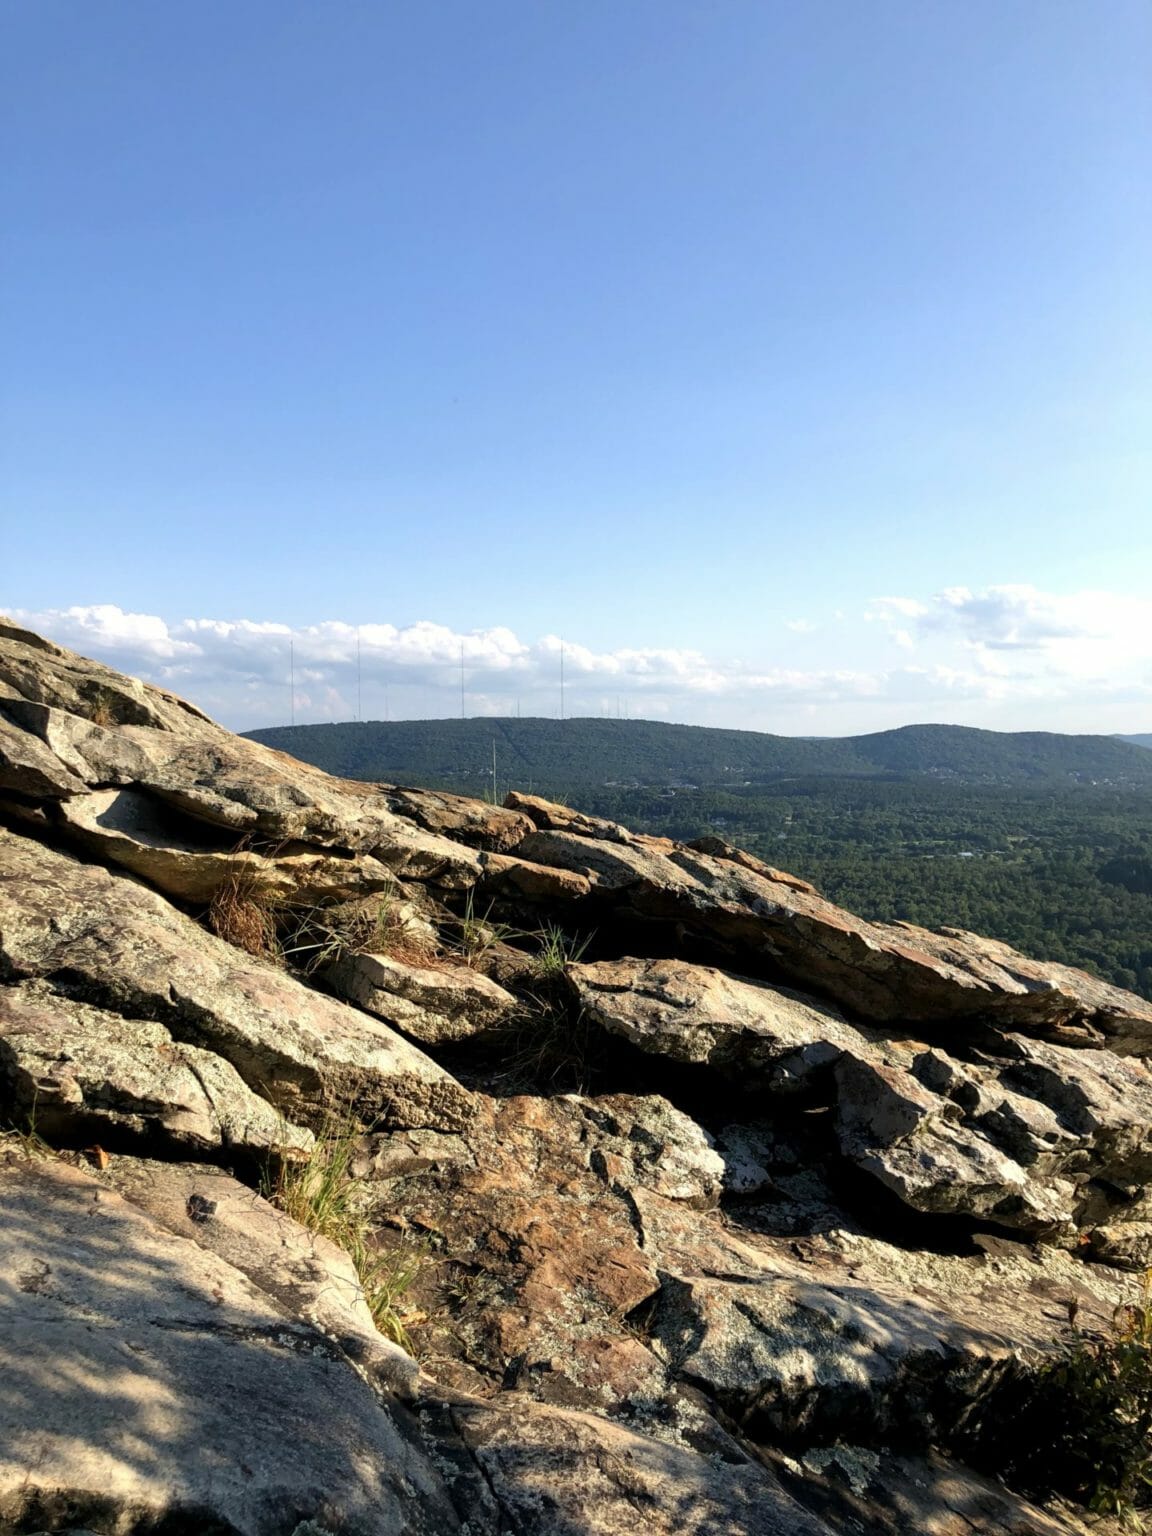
xmin=325 ymin=951 xmax=521 ymax=1045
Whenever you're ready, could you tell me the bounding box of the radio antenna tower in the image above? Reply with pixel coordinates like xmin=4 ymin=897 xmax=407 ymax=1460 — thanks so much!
xmin=559 ymin=641 xmax=565 ymax=721
xmin=356 ymin=629 xmax=362 ymax=722
xmin=289 ymin=639 xmax=295 ymax=726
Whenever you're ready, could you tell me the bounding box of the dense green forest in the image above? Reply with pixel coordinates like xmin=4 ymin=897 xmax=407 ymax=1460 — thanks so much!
xmin=248 ymin=717 xmax=1152 ymax=1001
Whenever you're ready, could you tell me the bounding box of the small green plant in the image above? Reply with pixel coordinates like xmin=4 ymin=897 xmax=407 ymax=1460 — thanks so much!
xmin=0 ymin=1094 xmax=53 ymax=1162
xmin=1052 ymin=1269 xmax=1152 ymax=1523
xmin=985 ymin=1268 xmax=1152 ymax=1525
xmin=530 ymin=922 xmax=592 ymax=978
xmin=265 ymin=1111 xmax=430 ymax=1352
xmin=452 ymin=890 xmax=522 ymax=964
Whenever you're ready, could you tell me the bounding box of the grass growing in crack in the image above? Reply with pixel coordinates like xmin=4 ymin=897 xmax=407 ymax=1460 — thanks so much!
xmin=264 ymin=1113 xmax=429 ymax=1352
xmin=530 ymin=922 xmax=592 ymax=978
xmin=280 ymin=888 xmax=436 ymax=975
xmin=451 ymin=890 xmax=524 ymax=965
xmin=0 ymin=1096 xmax=53 ymax=1162
xmin=207 ymin=865 xmax=283 ymax=960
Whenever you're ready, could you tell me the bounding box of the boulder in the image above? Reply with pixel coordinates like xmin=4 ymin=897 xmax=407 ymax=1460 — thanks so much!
xmin=568 ymin=955 xmax=858 ymax=1086
xmin=325 ymin=951 xmax=521 ymax=1045
xmin=0 ymin=981 xmax=313 ymax=1159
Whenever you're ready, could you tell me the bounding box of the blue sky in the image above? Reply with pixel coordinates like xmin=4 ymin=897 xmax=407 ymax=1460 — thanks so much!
xmin=2 ymin=1 xmax=1149 ymax=733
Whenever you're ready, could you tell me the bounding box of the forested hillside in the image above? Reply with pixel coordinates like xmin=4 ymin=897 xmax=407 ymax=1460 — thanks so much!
xmin=247 ymin=716 xmax=1152 ymax=788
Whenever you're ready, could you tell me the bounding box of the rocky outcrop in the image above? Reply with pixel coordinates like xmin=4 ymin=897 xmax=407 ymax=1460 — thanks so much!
xmin=0 ymin=619 xmax=486 ymax=894
xmin=0 ymin=623 xmax=1141 ymax=1534
xmin=507 ymin=791 xmax=1152 ymax=1052
xmin=0 ymin=826 xmax=471 ymax=1135
xmin=571 ymin=955 xmax=1152 ymax=1243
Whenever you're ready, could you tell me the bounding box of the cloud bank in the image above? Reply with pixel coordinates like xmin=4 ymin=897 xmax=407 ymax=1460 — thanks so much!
xmin=4 ymin=586 xmax=1151 ymax=734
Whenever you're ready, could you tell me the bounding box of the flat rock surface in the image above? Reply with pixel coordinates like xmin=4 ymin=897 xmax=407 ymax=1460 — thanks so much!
xmin=0 ymin=1158 xmax=470 ymax=1536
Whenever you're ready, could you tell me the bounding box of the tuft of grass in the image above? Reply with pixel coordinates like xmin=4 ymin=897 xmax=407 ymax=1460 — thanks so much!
xmin=452 ymin=890 xmax=523 ymax=965
xmin=530 ymin=922 xmax=592 ymax=978
xmin=264 ymin=1112 xmax=429 ymax=1352
xmin=0 ymin=1097 xmax=53 ymax=1162
xmin=280 ymin=888 xmax=422 ymax=974
xmin=207 ymin=866 xmax=283 ymax=959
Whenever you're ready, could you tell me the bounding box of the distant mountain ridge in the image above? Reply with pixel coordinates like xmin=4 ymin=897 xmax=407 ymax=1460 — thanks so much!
xmin=245 ymin=716 xmax=1152 ymax=789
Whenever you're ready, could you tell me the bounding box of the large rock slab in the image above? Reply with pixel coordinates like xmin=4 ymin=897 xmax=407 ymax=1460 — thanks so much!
xmin=0 ymin=826 xmax=472 ymax=1133
xmin=569 ymin=955 xmax=859 ymax=1087
xmin=0 ymin=1158 xmax=473 ymax=1536
xmin=56 ymin=784 xmax=407 ymax=905
xmin=363 ymin=1092 xmax=720 ymax=1408
xmin=511 ymin=796 xmax=1152 ymax=1053
xmin=105 ymin=1156 xmax=420 ymax=1396
xmin=0 ymin=981 xmax=313 ymax=1158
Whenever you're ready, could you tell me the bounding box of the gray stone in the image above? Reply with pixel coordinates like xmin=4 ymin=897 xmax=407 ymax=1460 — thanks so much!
xmin=0 ymin=1158 xmax=473 ymax=1535
xmin=105 ymin=1157 xmax=420 ymax=1396
xmin=0 ymin=981 xmax=313 ymax=1158
xmin=453 ymin=1396 xmax=837 ymax=1536
xmin=568 ymin=954 xmax=857 ymax=1086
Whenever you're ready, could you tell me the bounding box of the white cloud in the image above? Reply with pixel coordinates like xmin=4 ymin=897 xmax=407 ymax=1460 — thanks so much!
xmin=5 ymin=588 xmax=1151 ymax=733
xmin=868 ymin=584 xmax=1152 ymax=688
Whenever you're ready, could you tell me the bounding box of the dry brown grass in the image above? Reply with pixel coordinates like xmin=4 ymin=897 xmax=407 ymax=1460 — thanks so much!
xmin=281 ymin=891 xmax=440 ymax=975
xmin=207 ymin=867 xmax=283 ymax=959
